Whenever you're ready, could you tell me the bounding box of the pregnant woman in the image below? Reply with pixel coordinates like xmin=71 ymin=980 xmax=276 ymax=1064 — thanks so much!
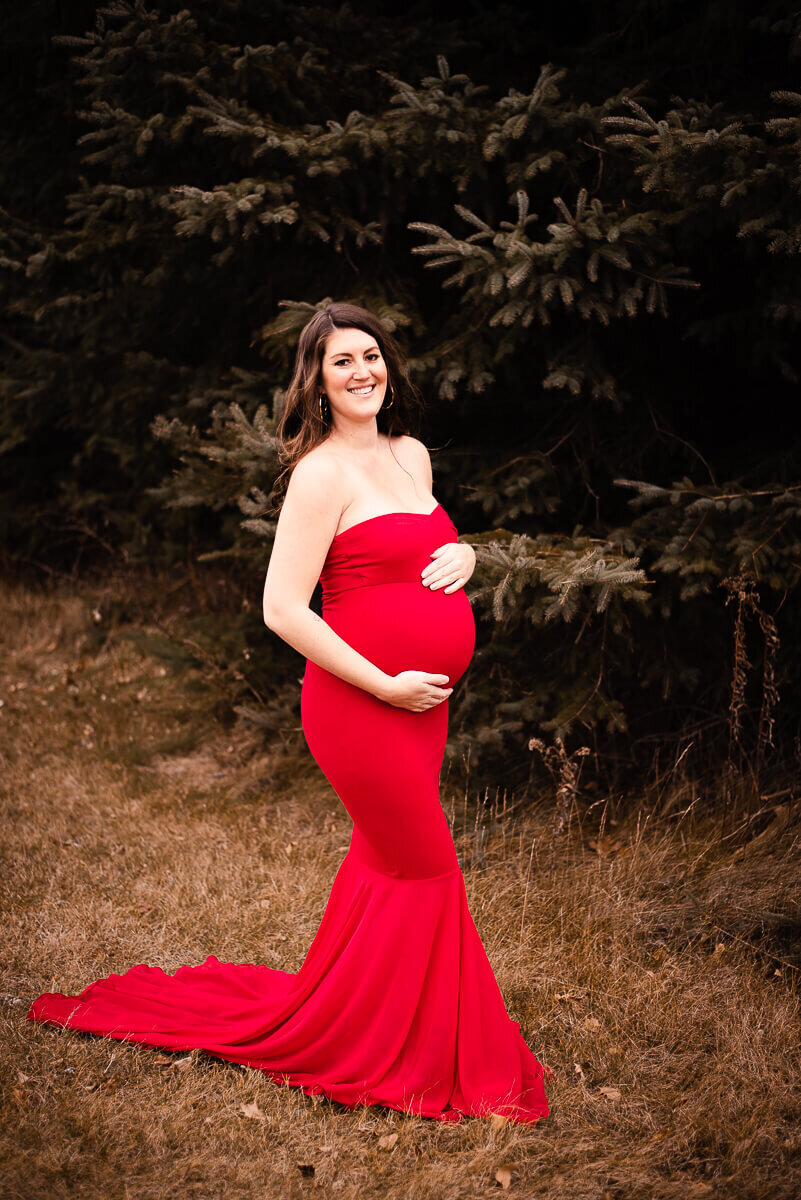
xmin=27 ymin=303 xmax=551 ymax=1126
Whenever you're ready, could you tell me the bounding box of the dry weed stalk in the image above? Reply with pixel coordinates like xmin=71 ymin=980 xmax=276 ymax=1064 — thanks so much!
xmin=528 ymin=735 xmax=591 ymax=835
xmin=720 ymin=570 xmax=781 ymax=831
xmin=755 ymin=606 xmax=780 ymax=789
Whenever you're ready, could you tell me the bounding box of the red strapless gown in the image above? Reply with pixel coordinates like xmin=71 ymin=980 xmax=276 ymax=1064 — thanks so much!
xmin=27 ymin=502 xmax=550 ymax=1124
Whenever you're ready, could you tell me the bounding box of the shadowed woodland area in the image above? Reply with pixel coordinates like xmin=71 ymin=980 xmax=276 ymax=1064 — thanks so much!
xmin=1 ymin=2 xmax=800 ymax=1197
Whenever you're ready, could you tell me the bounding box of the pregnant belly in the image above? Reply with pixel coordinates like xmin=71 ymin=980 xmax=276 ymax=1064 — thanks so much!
xmin=323 ymin=580 xmax=476 ymax=684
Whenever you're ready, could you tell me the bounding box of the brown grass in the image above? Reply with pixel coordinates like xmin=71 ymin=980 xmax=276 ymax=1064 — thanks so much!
xmin=1 ymin=570 xmax=800 ymax=1200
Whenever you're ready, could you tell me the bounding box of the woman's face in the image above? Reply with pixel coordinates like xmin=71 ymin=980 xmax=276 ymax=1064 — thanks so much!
xmin=319 ymin=327 xmax=388 ymax=427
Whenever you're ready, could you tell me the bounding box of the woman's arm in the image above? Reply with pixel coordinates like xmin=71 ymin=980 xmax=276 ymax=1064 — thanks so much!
xmin=262 ymin=454 xmax=396 ymax=702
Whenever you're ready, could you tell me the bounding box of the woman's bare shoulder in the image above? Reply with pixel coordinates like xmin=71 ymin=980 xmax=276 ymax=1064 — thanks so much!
xmin=388 ymin=434 xmax=433 ymax=491
xmin=288 ymin=443 xmax=347 ymax=498
xmin=389 ymin=433 xmax=431 ymax=461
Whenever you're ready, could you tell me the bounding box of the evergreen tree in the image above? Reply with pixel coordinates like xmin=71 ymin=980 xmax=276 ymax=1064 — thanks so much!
xmin=2 ymin=1 xmax=800 ymax=796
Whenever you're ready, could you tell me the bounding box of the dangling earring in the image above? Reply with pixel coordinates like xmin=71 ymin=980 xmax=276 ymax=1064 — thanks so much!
xmin=318 ymin=393 xmax=328 ymax=423
xmin=382 ymin=384 xmax=394 ymax=409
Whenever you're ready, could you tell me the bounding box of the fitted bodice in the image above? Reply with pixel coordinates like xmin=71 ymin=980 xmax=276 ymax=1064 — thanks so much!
xmin=314 ymin=501 xmax=475 ymax=684
xmin=319 ymin=503 xmax=459 ymax=609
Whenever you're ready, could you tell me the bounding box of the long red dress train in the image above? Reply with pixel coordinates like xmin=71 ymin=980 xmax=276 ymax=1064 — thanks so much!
xmin=27 ymin=502 xmax=550 ymax=1125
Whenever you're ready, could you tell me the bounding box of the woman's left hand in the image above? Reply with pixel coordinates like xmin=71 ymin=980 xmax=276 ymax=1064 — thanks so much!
xmin=421 ymin=541 xmax=477 ymax=593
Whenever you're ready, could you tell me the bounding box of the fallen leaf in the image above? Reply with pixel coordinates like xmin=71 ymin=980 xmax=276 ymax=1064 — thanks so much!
xmin=17 ymin=1072 xmax=31 ymax=1084
xmin=152 ymin=1054 xmax=173 ymax=1066
xmin=573 ymin=1062 xmax=586 ymax=1081
xmin=495 ymin=1165 xmax=513 ymax=1189
xmin=239 ymin=1100 xmax=266 ymax=1122
xmin=490 ymin=1113 xmax=508 ymax=1132
xmin=599 ymin=1086 xmax=621 ymax=1101
xmin=584 ymin=1016 xmax=601 ymax=1031
xmin=172 ymin=1055 xmax=193 ymax=1071
xmin=377 ymin=1132 xmax=398 ymax=1150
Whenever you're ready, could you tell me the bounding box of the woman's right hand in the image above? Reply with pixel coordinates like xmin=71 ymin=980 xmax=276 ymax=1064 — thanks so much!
xmin=381 ymin=670 xmax=453 ymax=712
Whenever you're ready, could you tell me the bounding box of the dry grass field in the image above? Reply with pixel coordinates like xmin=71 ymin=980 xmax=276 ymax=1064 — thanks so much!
xmin=1 ymin=570 xmax=799 ymax=1200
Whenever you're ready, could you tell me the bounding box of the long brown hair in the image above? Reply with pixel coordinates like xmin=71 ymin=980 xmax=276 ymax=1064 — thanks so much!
xmin=267 ymin=303 xmax=425 ymax=515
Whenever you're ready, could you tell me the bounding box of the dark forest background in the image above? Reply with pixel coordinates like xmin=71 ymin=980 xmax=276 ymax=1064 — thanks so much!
xmin=2 ymin=0 xmax=801 ymax=808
